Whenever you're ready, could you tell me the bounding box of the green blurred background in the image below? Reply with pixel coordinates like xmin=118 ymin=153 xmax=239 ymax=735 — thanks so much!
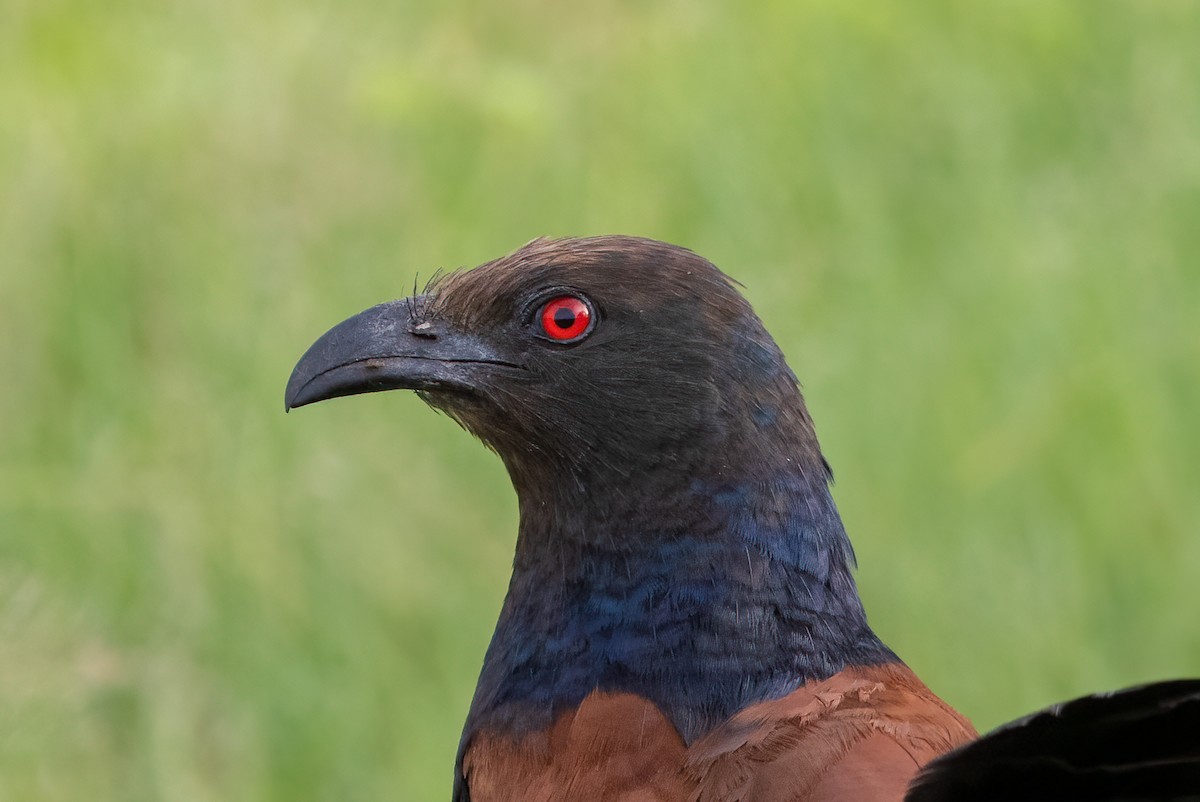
xmin=3 ymin=0 xmax=1199 ymax=798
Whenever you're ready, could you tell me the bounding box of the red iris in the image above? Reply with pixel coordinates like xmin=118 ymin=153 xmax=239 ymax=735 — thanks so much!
xmin=539 ymin=296 xmax=591 ymax=341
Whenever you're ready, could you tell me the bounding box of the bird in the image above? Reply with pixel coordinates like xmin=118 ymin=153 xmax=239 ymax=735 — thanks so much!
xmin=285 ymin=236 xmax=1200 ymax=801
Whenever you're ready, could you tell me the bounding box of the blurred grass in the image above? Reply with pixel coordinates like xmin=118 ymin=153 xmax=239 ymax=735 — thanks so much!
xmin=2 ymin=0 xmax=1199 ymax=798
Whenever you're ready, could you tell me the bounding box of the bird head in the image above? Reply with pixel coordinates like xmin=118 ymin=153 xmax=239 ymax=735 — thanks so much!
xmin=286 ymin=236 xmax=828 ymax=517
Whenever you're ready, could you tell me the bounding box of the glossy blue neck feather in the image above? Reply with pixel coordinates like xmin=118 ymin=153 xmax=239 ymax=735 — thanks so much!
xmin=461 ymin=463 xmax=897 ymax=747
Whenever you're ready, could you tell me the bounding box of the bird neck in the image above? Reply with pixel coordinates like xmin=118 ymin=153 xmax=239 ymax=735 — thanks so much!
xmin=462 ymin=455 xmax=897 ymax=746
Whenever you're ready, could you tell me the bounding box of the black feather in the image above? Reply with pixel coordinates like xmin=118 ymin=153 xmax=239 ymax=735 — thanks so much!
xmin=906 ymin=680 xmax=1200 ymax=802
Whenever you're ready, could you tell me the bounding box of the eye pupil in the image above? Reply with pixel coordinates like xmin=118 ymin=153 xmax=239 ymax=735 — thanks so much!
xmin=552 ymin=308 xmax=576 ymax=329
xmin=539 ymin=295 xmax=592 ymax=342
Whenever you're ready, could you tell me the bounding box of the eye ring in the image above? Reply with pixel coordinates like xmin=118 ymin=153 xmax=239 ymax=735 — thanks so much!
xmin=537 ymin=295 xmax=594 ymax=343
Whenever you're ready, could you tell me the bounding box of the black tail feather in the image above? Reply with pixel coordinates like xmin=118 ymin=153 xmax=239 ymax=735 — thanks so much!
xmin=906 ymin=680 xmax=1200 ymax=802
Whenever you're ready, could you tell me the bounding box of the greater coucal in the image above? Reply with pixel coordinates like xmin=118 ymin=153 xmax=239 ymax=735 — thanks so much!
xmin=285 ymin=236 xmax=1200 ymax=801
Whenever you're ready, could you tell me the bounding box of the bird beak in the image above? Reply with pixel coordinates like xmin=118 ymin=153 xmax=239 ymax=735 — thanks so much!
xmin=284 ymin=296 xmax=518 ymax=411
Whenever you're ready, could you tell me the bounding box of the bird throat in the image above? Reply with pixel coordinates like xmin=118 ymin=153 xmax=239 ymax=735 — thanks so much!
xmin=461 ymin=457 xmax=898 ymax=746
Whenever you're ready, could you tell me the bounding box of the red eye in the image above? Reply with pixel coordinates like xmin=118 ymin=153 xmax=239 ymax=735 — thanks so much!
xmin=539 ymin=295 xmax=592 ymax=341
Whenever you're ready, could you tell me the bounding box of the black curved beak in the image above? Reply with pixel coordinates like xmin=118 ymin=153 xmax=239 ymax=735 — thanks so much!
xmin=285 ymin=296 xmax=520 ymax=411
